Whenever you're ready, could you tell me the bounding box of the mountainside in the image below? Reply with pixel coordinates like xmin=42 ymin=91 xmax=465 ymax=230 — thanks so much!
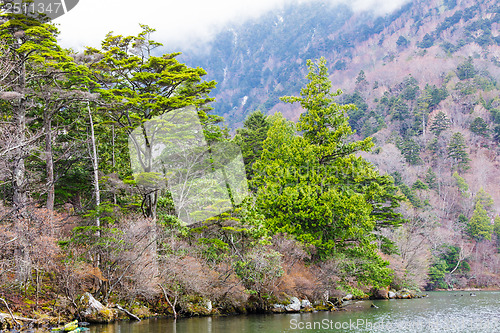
xmin=181 ymin=0 xmax=500 ymax=289
xmin=182 ymin=0 xmax=499 ymax=127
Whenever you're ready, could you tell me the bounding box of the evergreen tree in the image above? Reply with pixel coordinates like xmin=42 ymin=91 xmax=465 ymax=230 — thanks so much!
xmin=396 ymin=35 xmax=409 ymax=49
xmin=0 ymin=5 xmax=92 ymax=281
xmin=418 ymin=33 xmax=435 ymax=48
xmin=448 ymin=132 xmax=470 ymax=171
xmin=467 ymin=203 xmax=493 ymax=241
xmin=412 ymin=179 xmax=428 ymax=190
xmin=469 ymin=116 xmax=489 ymax=137
xmin=253 ymin=58 xmax=403 ymax=289
xmin=390 ymin=98 xmax=410 ymax=121
xmin=355 ymin=69 xmax=368 ymax=90
xmin=456 ymin=56 xmax=477 ymax=80
xmin=234 ymin=110 xmax=271 ymax=183
xmin=452 ymin=172 xmax=469 ymax=197
xmin=86 ymin=25 xmax=217 ymax=218
xmin=457 ymin=214 xmax=468 ymax=228
xmin=493 ymin=125 xmax=500 ymax=143
xmin=424 ymin=167 xmax=438 ymax=189
xmin=401 ymin=75 xmax=420 ymax=101
xmin=430 ymin=111 xmax=451 ymax=136
xmin=494 ymin=216 xmax=500 ymax=252
xmin=474 ymin=187 xmax=494 ymax=211
xmin=400 ymin=139 xmax=422 ymax=165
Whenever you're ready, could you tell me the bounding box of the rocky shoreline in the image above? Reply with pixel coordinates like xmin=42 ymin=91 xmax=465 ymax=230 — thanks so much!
xmin=0 ymin=289 xmax=428 ymax=332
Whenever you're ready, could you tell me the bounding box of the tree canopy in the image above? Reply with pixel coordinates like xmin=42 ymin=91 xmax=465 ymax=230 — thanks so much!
xmin=252 ymin=58 xmax=403 ymax=289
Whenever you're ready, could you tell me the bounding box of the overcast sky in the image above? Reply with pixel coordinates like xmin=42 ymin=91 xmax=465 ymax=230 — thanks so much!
xmin=55 ymin=0 xmax=409 ymax=52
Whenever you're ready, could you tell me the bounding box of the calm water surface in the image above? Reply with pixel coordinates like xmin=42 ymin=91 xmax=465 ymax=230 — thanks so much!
xmin=89 ymin=291 xmax=500 ymax=333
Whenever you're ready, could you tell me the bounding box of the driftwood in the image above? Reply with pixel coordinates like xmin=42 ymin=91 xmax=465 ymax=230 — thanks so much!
xmin=0 ymin=297 xmax=24 ymax=328
xmin=0 ymin=312 xmax=36 ymax=322
xmin=112 ymin=305 xmax=141 ymax=321
xmin=158 ymin=284 xmax=178 ymax=320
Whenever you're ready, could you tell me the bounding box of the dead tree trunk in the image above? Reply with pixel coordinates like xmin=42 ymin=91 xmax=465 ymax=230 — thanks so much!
xmin=11 ymin=51 xmax=31 ymax=284
xmin=88 ymin=103 xmax=101 ymax=269
xmin=44 ymin=112 xmax=55 ymax=210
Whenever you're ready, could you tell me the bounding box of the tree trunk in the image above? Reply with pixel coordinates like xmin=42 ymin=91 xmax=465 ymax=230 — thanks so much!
xmin=112 ymin=125 xmax=117 ymax=205
xmin=12 ymin=56 xmax=31 ymax=284
xmin=88 ymin=103 xmax=101 ymax=266
xmin=44 ymin=113 xmax=55 ymax=210
xmin=12 ymin=77 xmax=27 ymax=209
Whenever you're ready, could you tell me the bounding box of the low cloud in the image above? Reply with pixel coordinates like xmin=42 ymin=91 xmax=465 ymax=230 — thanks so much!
xmin=55 ymin=0 xmax=409 ymax=52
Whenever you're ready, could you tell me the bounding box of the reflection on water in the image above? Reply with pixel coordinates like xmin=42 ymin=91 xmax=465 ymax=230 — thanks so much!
xmin=89 ymin=291 xmax=500 ymax=333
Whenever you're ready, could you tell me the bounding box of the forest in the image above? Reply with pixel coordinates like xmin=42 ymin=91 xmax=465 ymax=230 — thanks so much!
xmin=0 ymin=1 xmax=499 ymax=330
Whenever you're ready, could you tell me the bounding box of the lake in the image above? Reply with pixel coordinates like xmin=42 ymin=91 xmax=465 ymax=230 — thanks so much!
xmin=88 ymin=291 xmax=500 ymax=333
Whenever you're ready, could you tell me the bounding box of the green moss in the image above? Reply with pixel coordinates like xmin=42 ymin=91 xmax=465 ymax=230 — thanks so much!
xmin=98 ymin=307 xmax=114 ymax=322
xmin=314 ymin=304 xmax=331 ymax=311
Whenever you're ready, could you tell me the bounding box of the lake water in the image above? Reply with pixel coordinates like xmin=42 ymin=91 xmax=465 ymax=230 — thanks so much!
xmin=89 ymin=291 xmax=500 ymax=333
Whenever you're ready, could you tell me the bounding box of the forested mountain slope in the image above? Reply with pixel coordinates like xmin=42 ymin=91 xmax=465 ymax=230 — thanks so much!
xmin=0 ymin=1 xmax=499 ymax=327
xmin=183 ymin=0 xmax=499 ymax=127
xmin=183 ymin=0 xmax=500 ymax=289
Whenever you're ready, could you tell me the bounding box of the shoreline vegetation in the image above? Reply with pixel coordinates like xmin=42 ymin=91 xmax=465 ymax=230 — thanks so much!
xmin=6 ymin=288 xmax=500 ymax=331
xmin=1 ymin=3 xmax=500 ymax=333
xmin=0 ymin=288 xmax=429 ymax=332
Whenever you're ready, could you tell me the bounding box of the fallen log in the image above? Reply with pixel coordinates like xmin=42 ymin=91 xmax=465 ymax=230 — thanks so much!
xmin=0 ymin=312 xmax=36 ymax=322
xmin=0 ymin=297 xmax=21 ymax=328
xmin=112 ymin=305 xmax=141 ymax=321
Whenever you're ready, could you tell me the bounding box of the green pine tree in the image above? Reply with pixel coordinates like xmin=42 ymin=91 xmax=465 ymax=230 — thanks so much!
xmin=474 ymin=187 xmax=494 ymax=211
xmin=456 ymin=56 xmax=477 ymax=80
xmin=452 ymin=172 xmax=469 ymax=197
xmin=234 ymin=110 xmax=271 ymax=182
xmin=424 ymin=167 xmax=438 ymax=189
xmin=86 ymin=25 xmax=217 ymax=218
xmin=469 ymin=117 xmax=489 ymax=137
xmin=430 ymin=111 xmax=451 ymax=136
xmin=493 ymin=125 xmax=500 ymax=143
xmin=253 ymin=58 xmax=403 ymax=290
xmin=467 ymin=203 xmax=493 ymax=241
xmin=400 ymin=139 xmax=422 ymax=165
xmin=448 ymin=132 xmax=470 ymax=171
xmin=494 ymin=216 xmax=500 ymax=252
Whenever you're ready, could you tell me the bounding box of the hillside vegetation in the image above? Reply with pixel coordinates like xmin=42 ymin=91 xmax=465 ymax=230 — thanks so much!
xmin=184 ymin=0 xmax=500 ymax=290
xmin=0 ymin=0 xmax=499 ymax=330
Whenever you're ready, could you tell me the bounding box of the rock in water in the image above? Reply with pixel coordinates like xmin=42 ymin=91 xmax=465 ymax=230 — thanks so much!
xmin=79 ymin=292 xmax=116 ymax=323
xmin=372 ymin=288 xmax=389 ymax=299
xmin=285 ymin=297 xmax=301 ymax=312
xmin=301 ymin=299 xmax=312 ymax=309
xmin=271 ymin=304 xmax=285 ymax=313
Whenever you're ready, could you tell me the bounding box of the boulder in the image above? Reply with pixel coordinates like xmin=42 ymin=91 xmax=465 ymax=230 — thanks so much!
xmin=285 ymin=297 xmax=301 ymax=312
xmin=184 ymin=297 xmax=214 ymax=316
xmin=79 ymin=292 xmax=116 ymax=323
xmin=271 ymin=304 xmax=285 ymax=313
xmin=388 ymin=291 xmax=396 ymax=299
xmin=372 ymin=288 xmax=389 ymax=299
xmin=301 ymin=299 xmax=312 ymax=309
xmin=343 ymin=294 xmax=353 ymax=301
xmin=396 ymin=290 xmax=412 ymax=299
xmin=204 ymin=300 xmax=213 ymax=312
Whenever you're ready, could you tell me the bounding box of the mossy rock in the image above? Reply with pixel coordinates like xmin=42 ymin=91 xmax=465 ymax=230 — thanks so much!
xmin=184 ymin=302 xmax=211 ymax=316
xmin=183 ymin=297 xmax=214 ymax=316
xmin=97 ymin=307 xmax=115 ymax=322
xmin=300 ymin=307 xmax=315 ymax=313
xmin=314 ymin=304 xmax=331 ymax=311
xmin=132 ymin=305 xmax=152 ymax=319
xmin=79 ymin=292 xmax=116 ymax=323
